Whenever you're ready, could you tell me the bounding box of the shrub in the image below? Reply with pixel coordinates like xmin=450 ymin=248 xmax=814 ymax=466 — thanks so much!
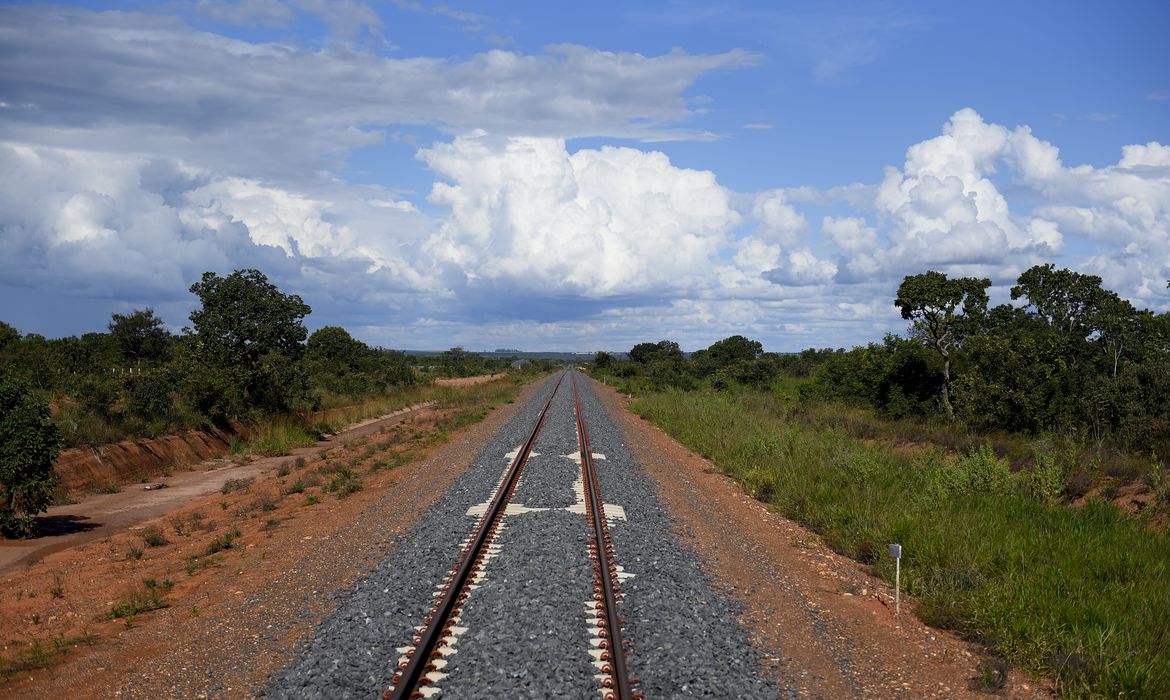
xmin=1028 ymin=452 xmax=1067 ymax=503
xmin=110 ymin=581 xmax=168 ymax=619
xmin=138 ymin=526 xmax=169 ymax=548
xmin=927 ymin=444 xmax=1016 ymax=499
xmin=221 ymin=477 xmax=253 ymax=494
xmin=0 ymin=377 xmax=62 ymax=536
xmin=205 ymin=528 xmax=241 ymax=554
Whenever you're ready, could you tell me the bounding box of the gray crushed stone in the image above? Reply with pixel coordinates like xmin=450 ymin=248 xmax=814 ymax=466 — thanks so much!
xmin=266 ymin=372 xmax=780 ymax=698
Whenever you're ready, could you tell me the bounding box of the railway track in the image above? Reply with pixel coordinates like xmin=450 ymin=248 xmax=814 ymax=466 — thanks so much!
xmin=269 ymin=370 xmax=775 ymax=699
xmin=384 ymin=371 xmax=639 ymax=699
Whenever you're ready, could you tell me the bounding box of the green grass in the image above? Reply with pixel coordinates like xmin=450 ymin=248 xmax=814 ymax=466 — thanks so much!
xmin=205 ymin=527 xmax=241 ymax=554
xmin=109 ymin=580 xmax=170 ymax=619
xmin=233 ymin=418 xmax=319 ymax=457
xmin=631 ymin=387 xmax=1170 ymax=697
xmin=0 ymin=632 xmax=98 ymax=680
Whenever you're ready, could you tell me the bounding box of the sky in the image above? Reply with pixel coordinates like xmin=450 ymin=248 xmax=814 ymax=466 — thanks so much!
xmin=1 ymin=0 xmax=1168 ymax=352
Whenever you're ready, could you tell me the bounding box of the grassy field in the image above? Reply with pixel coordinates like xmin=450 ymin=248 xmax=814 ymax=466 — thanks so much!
xmin=630 ymin=383 xmax=1170 ymax=697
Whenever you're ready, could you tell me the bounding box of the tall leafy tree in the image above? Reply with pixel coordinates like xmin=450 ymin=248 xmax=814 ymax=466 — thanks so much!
xmin=0 ymin=321 xmax=19 ymax=352
xmin=628 ymin=340 xmax=683 ymax=365
xmin=894 ymin=271 xmax=990 ymax=420
xmin=108 ymin=308 xmax=171 ymax=363
xmin=0 ymin=376 xmax=62 ymax=536
xmin=306 ymin=326 xmax=367 ymax=371
xmin=187 ymin=269 xmax=311 ymax=414
xmin=1010 ymin=263 xmax=1107 ymax=339
xmin=707 ymin=335 xmax=763 ymax=366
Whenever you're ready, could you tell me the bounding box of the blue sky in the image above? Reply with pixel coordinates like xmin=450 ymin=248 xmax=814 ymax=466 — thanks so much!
xmin=1 ymin=0 xmax=1168 ymax=351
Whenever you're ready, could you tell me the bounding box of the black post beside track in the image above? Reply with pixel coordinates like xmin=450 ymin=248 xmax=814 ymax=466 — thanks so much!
xmin=572 ymin=374 xmax=635 ymax=700
xmin=384 ymin=372 xmax=565 ymax=700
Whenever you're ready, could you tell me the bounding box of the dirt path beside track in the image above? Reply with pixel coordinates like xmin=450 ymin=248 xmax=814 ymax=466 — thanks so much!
xmin=0 ymin=404 xmax=432 ymax=574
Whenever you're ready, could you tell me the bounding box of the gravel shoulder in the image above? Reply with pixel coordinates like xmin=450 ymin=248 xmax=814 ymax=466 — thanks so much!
xmin=591 ymin=377 xmax=1053 ymax=699
xmin=1 ymin=383 xmax=541 ymax=699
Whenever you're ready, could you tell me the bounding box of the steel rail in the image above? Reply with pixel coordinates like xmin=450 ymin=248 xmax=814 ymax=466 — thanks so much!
xmin=385 ymin=372 xmax=565 ymax=700
xmin=572 ymin=374 xmax=635 ymax=700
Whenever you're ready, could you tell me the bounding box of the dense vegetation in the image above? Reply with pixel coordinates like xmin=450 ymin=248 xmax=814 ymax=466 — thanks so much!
xmin=0 ymin=269 xmax=533 ymax=450
xmin=815 ymin=265 xmax=1170 ymax=459
xmin=0 ymin=268 xmax=537 ymax=533
xmin=592 ymin=263 xmax=1170 ymax=697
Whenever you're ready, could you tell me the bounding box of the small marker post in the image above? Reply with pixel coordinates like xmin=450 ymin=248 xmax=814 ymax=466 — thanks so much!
xmin=887 ymin=543 xmax=902 ymax=617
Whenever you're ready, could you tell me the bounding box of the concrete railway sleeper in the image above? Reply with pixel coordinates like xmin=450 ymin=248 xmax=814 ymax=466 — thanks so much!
xmin=384 ymin=371 xmax=639 ymax=700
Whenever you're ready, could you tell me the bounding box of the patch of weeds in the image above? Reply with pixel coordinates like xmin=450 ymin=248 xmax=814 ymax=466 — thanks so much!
xmin=325 ymin=468 xmax=362 ymax=498
xmin=205 ymin=528 xmax=241 ymax=554
xmin=138 ymin=525 xmax=169 ymax=548
xmin=189 ymin=606 xmax=201 ymax=617
xmin=970 ymin=657 xmax=1008 ymax=692
xmin=294 ymin=456 xmax=306 ymax=469
xmin=189 ymin=511 xmax=214 ymax=532
xmin=169 ymin=515 xmax=189 ymax=537
xmin=251 ymin=491 xmax=279 ymax=512
xmin=128 ymin=545 xmax=144 ymax=560
xmin=286 ymin=480 xmax=305 ymax=495
xmin=2 ymin=632 xmax=98 ymax=676
xmin=49 ymin=575 xmax=65 ymax=599
xmin=221 ymin=477 xmax=254 ymax=494
xmin=142 ymin=577 xmax=174 ymax=593
xmin=96 ymin=481 xmax=121 ymax=494
xmin=303 ymin=494 xmax=320 ymax=506
xmin=220 ymin=501 xmax=229 ymax=511
xmin=110 ymin=582 xmax=168 ymax=619
xmin=185 ymin=554 xmax=222 ymax=576
xmin=276 ymin=461 xmax=292 ymax=477
xmin=246 ymin=419 xmax=319 ymax=456
xmin=263 ymin=518 xmax=283 ymax=530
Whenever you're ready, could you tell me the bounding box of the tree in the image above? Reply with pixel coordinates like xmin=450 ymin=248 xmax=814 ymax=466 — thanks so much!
xmin=628 ymin=340 xmax=683 ymax=365
xmin=0 ymin=376 xmax=62 ymax=537
xmin=306 ymin=326 xmax=367 ymax=370
xmin=187 ymin=269 xmax=311 ymax=414
xmin=0 ymin=321 xmax=19 ymax=352
xmin=1010 ymin=264 xmax=1107 ymax=339
xmin=109 ymin=308 xmax=171 ymax=363
xmin=894 ymin=271 xmax=990 ymax=421
xmin=593 ymin=351 xmax=614 ymax=369
xmin=707 ymin=335 xmax=763 ymax=365
xmin=438 ymin=347 xmax=473 ymax=377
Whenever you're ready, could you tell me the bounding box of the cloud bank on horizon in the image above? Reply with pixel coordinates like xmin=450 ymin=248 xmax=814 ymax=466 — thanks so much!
xmin=1 ymin=2 xmax=1167 ymax=351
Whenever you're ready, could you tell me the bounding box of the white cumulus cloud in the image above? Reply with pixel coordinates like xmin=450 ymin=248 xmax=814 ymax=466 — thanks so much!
xmin=765 ymin=247 xmax=837 ymax=286
xmin=752 ymin=189 xmax=809 ymax=245
xmin=419 ymin=134 xmax=740 ymax=300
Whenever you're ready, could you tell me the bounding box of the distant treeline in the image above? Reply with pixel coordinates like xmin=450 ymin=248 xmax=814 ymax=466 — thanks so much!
xmin=596 ymin=264 xmax=1170 ymax=458
xmin=0 ymin=268 xmax=519 ymax=448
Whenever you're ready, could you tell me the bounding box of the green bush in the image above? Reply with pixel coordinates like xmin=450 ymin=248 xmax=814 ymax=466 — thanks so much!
xmin=0 ymin=376 xmax=62 ymax=536
xmin=927 ymin=444 xmax=1016 ymax=499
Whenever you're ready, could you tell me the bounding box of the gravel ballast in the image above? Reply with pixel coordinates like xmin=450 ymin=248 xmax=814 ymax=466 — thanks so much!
xmin=267 ymin=371 xmax=780 ymax=698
